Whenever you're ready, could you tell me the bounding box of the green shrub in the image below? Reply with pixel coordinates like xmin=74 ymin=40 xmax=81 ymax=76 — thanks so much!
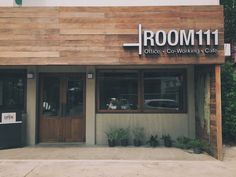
xmin=221 ymin=62 xmax=236 ymax=143
xmin=117 ymin=128 xmax=129 ymax=140
xmin=176 ymin=136 xmax=192 ymax=149
xmin=105 ymin=128 xmax=118 ymax=141
xmin=161 ymin=134 xmax=173 ymax=147
xmin=147 ymin=135 xmax=159 ymax=147
xmin=132 ymin=127 xmax=145 ymax=141
xmin=189 ymin=139 xmax=203 ymax=149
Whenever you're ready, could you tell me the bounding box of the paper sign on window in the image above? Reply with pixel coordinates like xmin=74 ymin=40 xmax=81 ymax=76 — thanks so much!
xmin=1 ymin=113 xmax=16 ymax=123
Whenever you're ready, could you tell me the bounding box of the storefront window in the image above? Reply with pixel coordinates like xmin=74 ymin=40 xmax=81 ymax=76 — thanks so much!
xmin=0 ymin=73 xmax=26 ymax=110
xmin=143 ymin=71 xmax=185 ymax=112
xmin=0 ymin=81 xmax=3 ymax=106
xmin=97 ymin=71 xmax=138 ymax=111
xmin=97 ymin=69 xmax=186 ymax=113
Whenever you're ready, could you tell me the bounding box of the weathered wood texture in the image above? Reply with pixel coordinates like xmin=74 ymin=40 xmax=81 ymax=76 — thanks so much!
xmin=195 ymin=65 xmax=223 ymax=160
xmin=214 ymin=65 xmax=223 ymax=160
xmin=0 ymin=6 xmax=224 ymax=65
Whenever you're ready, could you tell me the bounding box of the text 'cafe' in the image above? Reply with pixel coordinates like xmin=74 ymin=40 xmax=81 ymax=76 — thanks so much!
xmin=0 ymin=6 xmax=224 ymax=159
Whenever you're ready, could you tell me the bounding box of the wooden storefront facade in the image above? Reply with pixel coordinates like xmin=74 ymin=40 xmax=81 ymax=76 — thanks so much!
xmin=0 ymin=6 xmax=224 ymax=159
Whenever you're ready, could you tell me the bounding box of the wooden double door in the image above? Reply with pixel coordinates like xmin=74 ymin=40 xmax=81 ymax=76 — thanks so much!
xmin=39 ymin=74 xmax=85 ymax=142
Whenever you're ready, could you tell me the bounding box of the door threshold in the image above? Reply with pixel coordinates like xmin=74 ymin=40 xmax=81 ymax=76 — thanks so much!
xmin=37 ymin=142 xmax=86 ymax=147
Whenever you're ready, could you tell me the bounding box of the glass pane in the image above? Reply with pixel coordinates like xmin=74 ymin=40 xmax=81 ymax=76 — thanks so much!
xmin=3 ymin=78 xmax=25 ymax=109
xmin=98 ymin=72 xmax=138 ymax=110
xmin=66 ymin=78 xmax=84 ymax=117
xmin=42 ymin=77 xmax=60 ymax=116
xmin=0 ymin=81 xmax=3 ymax=106
xmin=143 ymin=71 xmax=184 ymax=111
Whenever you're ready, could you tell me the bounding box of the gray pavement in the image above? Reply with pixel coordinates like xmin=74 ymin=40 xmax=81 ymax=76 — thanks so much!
xmin=0 ymin=146 xmax=235 ymax=177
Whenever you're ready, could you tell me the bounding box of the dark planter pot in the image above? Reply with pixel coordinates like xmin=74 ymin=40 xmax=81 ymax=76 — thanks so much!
xmin=193 ymin=147 xmax=202 ymax=154
xmin=164 ymin=140 xmax=172 ymax=147
xmin=120 ymin=139 xmax=128 ymax=146
xmin=108 ymin=139 xmax=116 ymax=147
xmin=150 ymin=141 xmax=158 ymax=147
xmin=133 ymin=139 xmax=142 ymax=147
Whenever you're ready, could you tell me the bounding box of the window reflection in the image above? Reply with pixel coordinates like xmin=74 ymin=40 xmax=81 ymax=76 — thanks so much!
xmin=66 ymin=79 xmax=84 ymax=117
xmin=97 ymin=70 xmax=186 ymax=113
xmin=42 ymin=78 xmax=60 ymax=116
xmin=0 ymin=81 xmax=3 ymax=106
xmin=143 ymin=71 xmax=184 ymax=111
xmin=0 ymin=78 xmax=25 ymax=109
xmin=98 ymin=72 xmax=138 ymax=110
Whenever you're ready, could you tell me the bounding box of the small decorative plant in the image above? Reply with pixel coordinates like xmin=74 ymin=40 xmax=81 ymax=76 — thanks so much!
xmin=147 ymin=135 xmax=159 ymax=147
xmin=105 ymin=128 xmax=118 ymax=147
xmin=133 ymin=127 xmax=145 ymax=146
xmin=202 ymin=143 xmax=214 ymax=156
xmin=190 ymin=139 xmax=203 ymax=154
xmin=176 ymin=136 xmax=192 ymax=149
xmin=117 ymin=128 xmax=129 ymax=146
xmin=161 ymin=134 xmax=173 ymax=147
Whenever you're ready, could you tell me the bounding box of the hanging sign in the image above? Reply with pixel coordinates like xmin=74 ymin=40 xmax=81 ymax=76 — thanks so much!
xmin=1 ymin=112 xmax=16 ymax=123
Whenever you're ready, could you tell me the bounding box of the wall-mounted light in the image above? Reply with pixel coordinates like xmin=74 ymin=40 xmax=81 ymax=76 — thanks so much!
xmin=15 ymin=0 xmax=22 ymax=5
xmin=87 ymin=73 xmax=94 ymax=79
xmin=27 ymin=72 xmax=35 ymax=79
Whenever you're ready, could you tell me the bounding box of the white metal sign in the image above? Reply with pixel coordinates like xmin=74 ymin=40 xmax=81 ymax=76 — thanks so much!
xmin=224 ymin=43 xmax=231 ymax=56
xmin=1 ymin=112 xmax=16 ymax=123
xmin=123 ymin=24 xmax=219 ymax=56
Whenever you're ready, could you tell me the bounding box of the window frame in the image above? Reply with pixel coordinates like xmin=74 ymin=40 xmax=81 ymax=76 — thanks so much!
xmin=96 ymin=69 xmax=141 ymax=113
xmin=0 ymin=70 xmax=27 ymax=112
xmin=96 ymin=69 xmax=187 ymax=114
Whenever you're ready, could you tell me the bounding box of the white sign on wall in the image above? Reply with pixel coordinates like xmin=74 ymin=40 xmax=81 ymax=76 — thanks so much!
xmin=123 ymin=24 xmax=219 ymax=56
xmin=1 ymin=112 xmax=16 ymax=123
xmin=224 ymin=43 xmax=231 ymax=56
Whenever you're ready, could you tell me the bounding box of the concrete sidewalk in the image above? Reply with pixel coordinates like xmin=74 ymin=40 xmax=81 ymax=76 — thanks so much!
xmin=0 ymin=146 xmax=235 ymax=177
xmin=0 ymin=160 xmax=236 ymax=177
xmin=0 ymin=145 xmax=214 ymax=161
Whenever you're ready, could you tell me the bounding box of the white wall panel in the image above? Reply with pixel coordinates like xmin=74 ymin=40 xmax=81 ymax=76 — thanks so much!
xmin=22 ymin=0 xmax=219 ymax=6
xmin=0 ymin=0 xmax=14 ymax=6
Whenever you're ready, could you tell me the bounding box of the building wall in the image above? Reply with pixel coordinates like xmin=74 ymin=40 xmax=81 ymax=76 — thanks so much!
xmin=0 ymin=0 xmax=220 ymax=6
xmin=26 ymin=67 xmax=37 ymax=145
xmin=22 ymin=0 xmax=220 ymax=6
xmin=0 ymin=0 xmax=14 ymax=6
xmin=23 ymin=65 xmax=195 ymax=145
xmin=0 ymin=6 xmax=225 ymax=66
xmin=96 ymin=65 xmax=195 ymax=144
xmin=195 ymin=65 xmax=223 ymax=160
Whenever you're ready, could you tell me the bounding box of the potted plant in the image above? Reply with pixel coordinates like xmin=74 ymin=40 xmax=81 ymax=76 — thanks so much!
xmin=133 ymin=127 xmax=145 ymax=146
xmin=118 ymin=128 xmax=129 ymax=146
xmin=161 ymin=134 xmax=173 ymax=147
xmin=147 ymin=135 xmax=159 ymax=147
xmin=176 ymin=136 xmax=192 ymax=149
xmin=105 ymin=128 xmax=118 ymax=147
xmin=190 ymin=139 xmax=203 ymax=154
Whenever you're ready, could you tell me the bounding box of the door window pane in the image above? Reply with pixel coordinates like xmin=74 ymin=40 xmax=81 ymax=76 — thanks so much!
xmin=66 ymin=78 xmax=84 ymax=117
xmin=0 ymin=81 xmax=3 ymax=106
xmin=42 ymin=77 xmax=60 ymax=116
xmin=143 ymin=71 xmax=185 ymax=111
xmin=98 ymin=72 xmax=138 ymax=110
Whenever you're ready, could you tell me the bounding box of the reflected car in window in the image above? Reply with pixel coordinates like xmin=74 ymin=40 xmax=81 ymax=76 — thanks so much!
xmin=107 ymin=98 xmax=134 ymax=110
xmin=144 ymin=99 xmax=179 ymax=111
